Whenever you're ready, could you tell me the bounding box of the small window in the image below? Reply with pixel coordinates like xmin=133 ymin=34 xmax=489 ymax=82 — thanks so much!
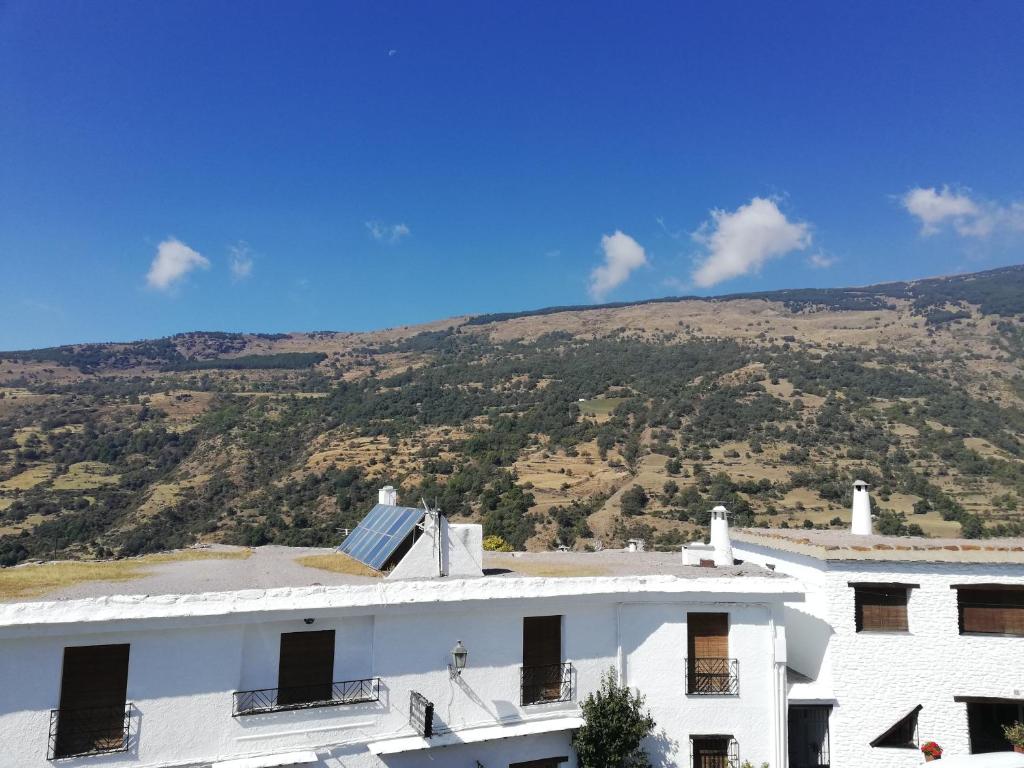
xmin=509 ymin=758 xmax=569 ymax=768
xmin=278 ymin=630 xmax=335 ymax=706
xmin=853 ymin=584 xmax=909 ymax=632
xmin=691 ymin=736 xmax=738 ymax=768
xmin=956 ymin=586 xmax=1024 ymax=636
xmin=870 ymin=705 xmax=921 ymax=749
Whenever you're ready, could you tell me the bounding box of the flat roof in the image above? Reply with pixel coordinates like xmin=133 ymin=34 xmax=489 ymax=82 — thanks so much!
xmin=733 ymin=528 xmax=1024 ymax=565
xmin=0 ymin=546 xmax=802 ymax=630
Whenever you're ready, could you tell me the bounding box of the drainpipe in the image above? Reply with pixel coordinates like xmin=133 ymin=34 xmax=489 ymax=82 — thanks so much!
xmin=616 ymin=603 xmax=625 ymax=686
xmin=770 ymin=604 xmax=789 ymax=768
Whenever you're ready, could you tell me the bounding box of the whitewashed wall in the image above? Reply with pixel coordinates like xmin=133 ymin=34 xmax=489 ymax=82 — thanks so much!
xmin=621 ymin=603 xmax=786 ymax=768
xmin=0 ymin=590 xmax=792 ymax=768
xmin=734 ymin=540 xmax=1024 ymax=768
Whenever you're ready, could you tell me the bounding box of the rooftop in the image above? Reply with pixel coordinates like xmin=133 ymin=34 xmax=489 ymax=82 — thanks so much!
xmin=0 ymin=545 xmax=801 ymax=628
xmin=0 ymin=545 xmax=785 ymax=604
xmin=732 ymin=528 xmax=1024 ymax=564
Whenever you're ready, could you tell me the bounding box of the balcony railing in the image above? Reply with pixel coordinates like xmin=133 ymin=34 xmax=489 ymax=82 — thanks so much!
xmin=232 ymin=677 xmax=381 ymax=716
xmin=685 ymin=657 xmax=739 ymax=695
xmin=48 ymin=703 xmax=132 ymax=760
xmin=521 ymin=662 xmax=574 ymax=705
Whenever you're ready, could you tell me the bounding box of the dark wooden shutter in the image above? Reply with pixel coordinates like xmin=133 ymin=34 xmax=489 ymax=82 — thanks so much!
xmin=278 ymin=630 xmax=334 ymax=706
xmin=523 ymin=616 xmax=562 ymax=703
xmin=523 ymin=615 xmax=561 ymax=667
xmin=56 ymin=644 xmax=130 ymax=757
xmin=958 ymin=587 xmax=1024 ymax=636
xmin=688 ymin=613 xmax=729 ymax=659
xmin=855 ymin=586 xmax=909 ymax=632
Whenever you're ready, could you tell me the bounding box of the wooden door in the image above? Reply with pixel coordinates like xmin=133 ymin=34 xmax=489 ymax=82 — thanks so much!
xmin=278 ymin=630 xmax=335 ymax=706
xmin=56 ymin=644 xmax=130 ymax=757
xmin=523 ymin=616 xmax=562 ymax=703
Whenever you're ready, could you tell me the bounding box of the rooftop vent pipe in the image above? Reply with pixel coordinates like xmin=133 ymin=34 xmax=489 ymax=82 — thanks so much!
xmin=851 ymin=480 xmax=873 ymax=536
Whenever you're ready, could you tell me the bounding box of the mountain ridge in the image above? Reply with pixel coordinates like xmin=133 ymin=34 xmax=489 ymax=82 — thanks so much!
xmin=1 ymin=263 xmax=1023 ymax=567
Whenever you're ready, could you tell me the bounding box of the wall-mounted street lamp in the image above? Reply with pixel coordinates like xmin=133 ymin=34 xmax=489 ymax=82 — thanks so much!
xmin=449 ymin=640 xmax=468 ymax=677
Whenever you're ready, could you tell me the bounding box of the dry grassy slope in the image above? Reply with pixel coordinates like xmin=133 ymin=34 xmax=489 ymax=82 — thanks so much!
xmin=1 ymin=284 xmax=1023 ymax=554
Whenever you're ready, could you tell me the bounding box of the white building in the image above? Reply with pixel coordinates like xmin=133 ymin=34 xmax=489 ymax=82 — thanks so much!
xmin=0 ymin=520 xmax=801 ymax=767
xmin=732 ymin=483 xmax=1024 ymax=768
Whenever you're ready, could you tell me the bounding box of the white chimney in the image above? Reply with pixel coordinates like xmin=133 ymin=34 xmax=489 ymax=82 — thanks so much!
xmin=709 ymin=505 xmax=733 ymax=566
xmin=378 ymin=485 xmax=398 ymax=506
xmin=851 ymin=480 xmax=873 ymax=535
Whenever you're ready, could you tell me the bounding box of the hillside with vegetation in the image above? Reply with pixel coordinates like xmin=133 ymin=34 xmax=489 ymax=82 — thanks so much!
xmin=2 ymin=265 xmax=1024 ymax=566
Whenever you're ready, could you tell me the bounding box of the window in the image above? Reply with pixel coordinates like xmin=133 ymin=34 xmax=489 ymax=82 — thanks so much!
xmin=959 ymin=697 xmax=1024 ymax=753
xmin=691 ymin=736 xmax=738 ymax=768
xmin=852 ymin=583 xmax=912 ymax=632
xmin=277 ymin=630 xmax=335 ymax=706
xmin=52 ymin=644 xmax=131 ymax=759
xmin=956 ymin=586 xmax=1024 ymax=636
xmin=522 ymin=615 xmax=568 ymax=705
xmin=870 ymin=705 xmax=921 ymax=749
xmin=509 ymin=758 xmax=568 ymax=768
xmin=789 ymin=705 xmax=831 ymax=768
xmin=687 ymin=613 xmax=737 ymax=695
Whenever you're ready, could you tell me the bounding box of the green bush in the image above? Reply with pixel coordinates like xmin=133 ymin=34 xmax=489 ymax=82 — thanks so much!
xmin=573 ymin=668 xmax=656 ymax=768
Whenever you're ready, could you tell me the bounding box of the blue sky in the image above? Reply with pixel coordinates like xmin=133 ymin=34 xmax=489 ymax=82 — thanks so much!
xmin=2 ymin=1 xmax=1023 ymax=349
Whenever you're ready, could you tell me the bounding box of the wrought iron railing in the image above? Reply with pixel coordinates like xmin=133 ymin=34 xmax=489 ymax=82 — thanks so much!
xmin=521 ymin=662 xmax=573 ymax=705
xmin=232 ymin=677 xmax=380 ymax=716
xmin=48 ymin=703 xmax=132 ymax=760
xmin=685 ymin=658 xmax=739 ymax=695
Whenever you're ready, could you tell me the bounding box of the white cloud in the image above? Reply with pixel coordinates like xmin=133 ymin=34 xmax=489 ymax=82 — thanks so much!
xmin=691 ymin=197 xmax=811 ymax=288
xmin=229 ymin=242 xmax=254 ymax=280
xmin=901 ymin=185 xmax=1024 ymax=238
xmin=146 ymin=238 xmax=210 ymax=291
xmin=901 ymin=186 xmax=981 ymax=236
xmin=588 ymin=231 xmax=647 ymax=300
xmin=366 ymin=220 xmax=410 ymax=244
xmin=808 ymin=252 xmax=837 ymax=269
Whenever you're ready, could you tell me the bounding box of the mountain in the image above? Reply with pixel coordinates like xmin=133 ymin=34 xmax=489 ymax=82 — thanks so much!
xmin=2 ymin=265 xmax=1024 ymax=566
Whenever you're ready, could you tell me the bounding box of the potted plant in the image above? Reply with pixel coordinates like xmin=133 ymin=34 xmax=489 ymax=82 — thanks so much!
xmin=1003 ymin=721 xmax=1024 ymax=754
xmin=921 ymin=741 xmax=943 ymax=761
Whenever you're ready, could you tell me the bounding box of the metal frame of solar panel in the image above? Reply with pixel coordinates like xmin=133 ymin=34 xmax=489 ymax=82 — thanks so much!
xmin=338 ymin=503 xmax=426 ymax=571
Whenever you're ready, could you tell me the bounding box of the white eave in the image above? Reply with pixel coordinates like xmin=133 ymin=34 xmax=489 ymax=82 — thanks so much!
xmin=368 ymin=714 xmax=585 ymax=755
xmin=212 ymin=750 xmax=319 ymax=768
xmin=0 ymin=574 xmax=803 ymax=633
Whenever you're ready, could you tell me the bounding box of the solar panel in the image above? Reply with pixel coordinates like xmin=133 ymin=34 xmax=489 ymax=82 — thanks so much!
xmin=337 ymin=503 xmax=425 ymax=571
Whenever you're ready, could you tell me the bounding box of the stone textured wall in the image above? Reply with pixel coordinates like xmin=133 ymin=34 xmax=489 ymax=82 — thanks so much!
xmin=734 ymin=539 xmax=1024 ymax=768
xmin=824 ymin=561 xmax=1024 ymax=767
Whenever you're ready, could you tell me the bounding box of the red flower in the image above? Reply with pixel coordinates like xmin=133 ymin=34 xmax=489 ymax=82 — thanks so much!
xmin=922 ymin=741 xmax=943 ymax=757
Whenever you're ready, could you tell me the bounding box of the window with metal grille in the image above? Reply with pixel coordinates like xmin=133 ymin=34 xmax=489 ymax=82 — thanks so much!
xmin=277 ymin=630 xmax=335 ymax=706
xmin=955 ymin=585 xmax=1024 ymax=636
xmin=686 ymin=613 xmax=737 ymax=695
xmin=789 ymin=705 xmax=831 ymax=768
xmin=690 ymin=736 xmax=739 ymax=768
xmin=51 ymin=644 xmax=131 ymax=759
xmin=870 ymin=705 xmax=921 ymax=749
xmin=852 ymin=584 xmax=911 ymax=632
xmin=522 ymin=616 xmax=569 ymax=705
